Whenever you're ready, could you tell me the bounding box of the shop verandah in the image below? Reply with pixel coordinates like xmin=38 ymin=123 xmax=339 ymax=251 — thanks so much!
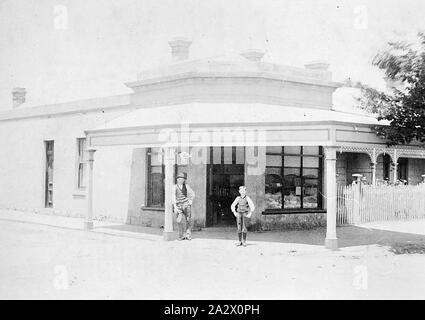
xmin=83 ymin=132 xmax=340 ymax=250
xmin=81 ymin=102 xmax=424 ymax=250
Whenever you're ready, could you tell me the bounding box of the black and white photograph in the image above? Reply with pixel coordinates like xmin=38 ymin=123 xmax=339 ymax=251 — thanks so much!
xmin=1 ymin=0 xmax=425 ymax=303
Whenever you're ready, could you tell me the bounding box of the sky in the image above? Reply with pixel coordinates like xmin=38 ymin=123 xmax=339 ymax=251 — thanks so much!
xmin=0 ymin=0 xmax=424 ymax=111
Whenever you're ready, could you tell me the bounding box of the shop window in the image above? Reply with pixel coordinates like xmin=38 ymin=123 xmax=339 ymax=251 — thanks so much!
xmin=265 ymin=146 xmax=323 ymax=211
xmin=146 ymin=148 xmax=188 ymax=208
xmin=76 ymin=138 xmax=87 ymax=190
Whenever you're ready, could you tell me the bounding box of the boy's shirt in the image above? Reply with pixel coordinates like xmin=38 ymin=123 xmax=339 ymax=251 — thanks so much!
xmin=231 ymin=195 xmax=255 ymax=215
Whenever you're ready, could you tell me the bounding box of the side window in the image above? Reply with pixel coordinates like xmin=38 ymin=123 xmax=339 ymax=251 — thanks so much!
xmin=76 ymin=138 xmax=87 ymax=190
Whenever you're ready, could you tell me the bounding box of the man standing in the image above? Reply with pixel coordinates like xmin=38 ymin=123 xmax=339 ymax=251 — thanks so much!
xmin=172 ymin=172 xmax=195 ymax=240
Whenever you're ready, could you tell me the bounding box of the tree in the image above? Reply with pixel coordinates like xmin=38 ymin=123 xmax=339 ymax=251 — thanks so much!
xmin=357 ymin=31 xmax=425 ymax=146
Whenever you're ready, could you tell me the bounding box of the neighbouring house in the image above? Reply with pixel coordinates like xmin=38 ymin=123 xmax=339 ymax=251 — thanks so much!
xmin=1 ymin=38 xmax=425 ymax=249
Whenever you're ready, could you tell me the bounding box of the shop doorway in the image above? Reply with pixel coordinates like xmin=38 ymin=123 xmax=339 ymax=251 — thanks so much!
xmin=206 ymin=147 xmax=245 ymax=227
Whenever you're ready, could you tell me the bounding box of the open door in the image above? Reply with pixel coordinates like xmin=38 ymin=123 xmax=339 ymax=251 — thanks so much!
xmin=206 ymin=147 xmax=245 ymax=227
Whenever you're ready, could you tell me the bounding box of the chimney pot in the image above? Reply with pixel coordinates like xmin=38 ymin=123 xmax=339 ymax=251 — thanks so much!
xmin=168 ymin=38 xmax=192 ymax=62
xmin=12 ymin=87 xmax=26 ymax=108
xmin=240 ymin=49 xmax=265 ymax=62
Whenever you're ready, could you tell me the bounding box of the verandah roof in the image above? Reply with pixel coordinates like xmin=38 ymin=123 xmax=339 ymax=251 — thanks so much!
xmin=87 ymin=102 xmax=386 ymax=133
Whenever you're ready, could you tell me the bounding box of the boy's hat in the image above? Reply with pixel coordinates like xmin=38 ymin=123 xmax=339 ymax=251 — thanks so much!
xmin=176 ymin=172 xmax=187 ymax=179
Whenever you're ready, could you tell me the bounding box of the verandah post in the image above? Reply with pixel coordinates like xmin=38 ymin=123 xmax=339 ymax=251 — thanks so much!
xmin=84 ymin=149 xmax=96 ymax=230
xmin=163 ymin=147 xmax=176 ymax=241
xmin=325 ymin=146 xmax=338 ymax=250
xmin=352 ymin=174 xmax=362 ymax=224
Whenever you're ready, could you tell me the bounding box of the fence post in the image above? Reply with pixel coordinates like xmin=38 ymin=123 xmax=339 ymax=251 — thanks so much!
xmin=352 ymin=174 xmax=363 ymax=224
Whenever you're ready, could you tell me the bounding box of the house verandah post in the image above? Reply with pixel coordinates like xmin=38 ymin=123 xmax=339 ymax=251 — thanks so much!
xmin=163 ymin=147 xmax=176 ymax=241
xmin=324 ymin=146 xmax=338 ymax=250
xmin=392 ymin=149 xmax=398 ymax=183
xmin=371 ymin=148 xmax=377 ymax=186
xmin=84 ymin=149 xmax=96 ymax=230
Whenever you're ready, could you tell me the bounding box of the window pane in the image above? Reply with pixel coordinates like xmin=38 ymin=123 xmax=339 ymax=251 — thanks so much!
xmin=265 ymin=169 xmax=282 ymax=209
xmin=78 ymin=139 xmax=86 ymax=161
xmin=303 ymin=146 xmax=319 ymax=155
xmin=303 ymin=179 xmax=318 ymax=208
xmin=151 ymin=166 xmax=162 ymax=174
xmin=266 ymin=167 xmax=281 ymax=175
xmin=303 ymin=156 xmax=319 ymax=168
xmin=266 ymin=154 xmax=282 ymax=167
xmin=212 ymin=147 xmax=221 ymax=165
xmin=78 ymin=163 xmax=86 ymax=189
xmin=150 ymin=150 xmax=163 ymax=165
xmin=235 ymin=147 xmax=245 ymax=164
xmin=283 ymin=168 xmax=301 ymax=209
xmin=284 ymin=167 xmax=300 ymax=176
xmin=151 ymin=173 xmax=164 ymax=206
xmin=223 ymin=147 xmax=233 ymax=164
xmin=284 ymin=156 xmax=301 ymax=167
xmin=266 ymin=146 xmax=282 ymax=154
xmin=284 ymin=146 xmax=301 ymax=154
xmin=303 ymin=168 xmax=319 ymax=179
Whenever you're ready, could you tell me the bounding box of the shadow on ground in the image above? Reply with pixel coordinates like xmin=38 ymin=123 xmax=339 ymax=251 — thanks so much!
xmin=97 ymin=223 xmax=425 ymax=250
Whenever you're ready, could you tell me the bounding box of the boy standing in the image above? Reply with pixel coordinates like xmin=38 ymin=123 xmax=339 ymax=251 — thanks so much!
xmin=172 ymin=172 xmax=195 ymax=240
xmin=231 ymin=186 xmax=255 ymax=247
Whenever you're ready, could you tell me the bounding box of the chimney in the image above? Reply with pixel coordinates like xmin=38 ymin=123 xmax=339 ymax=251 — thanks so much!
xmin=304 ymin=60 xmax=330 ymax=71
xmin=168 ymin=38 xmax=192 ymax=62
xmin=240 ymin=49 xmax=265 ymax=62
xmin=12 ymin=87 xmax=26 ymax=108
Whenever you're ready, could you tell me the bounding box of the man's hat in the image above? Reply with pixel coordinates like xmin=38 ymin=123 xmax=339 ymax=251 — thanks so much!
xmin=176 ymin=172 xmax=187 ymax=179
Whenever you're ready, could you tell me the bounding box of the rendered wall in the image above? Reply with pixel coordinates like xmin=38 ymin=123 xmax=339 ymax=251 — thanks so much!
xmin=0 ymin=109 xmax=133 ymax=222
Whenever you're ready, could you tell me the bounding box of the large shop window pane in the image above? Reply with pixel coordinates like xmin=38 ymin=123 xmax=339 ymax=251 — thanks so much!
xmin=266 ymin=146 xmax=282 ymax=154
xmin=264 ymin=146 xmax=323 ymax=211
xmin=265 ymin=168 xmax=282 ymax=209
xmin=283 ymin=168 xmax=301 ymax=209
xmin=284 ymin=156 xmax=301 ymax=167
xmin=303 ymin=146 xmax=320 ymax=155
xmin=303 ymin=168 xmax=319 ymax=179
xmin=284 ymin=146 xmax=301 ymax=154
xmin=303 ymin=178 xmax=318 ymax=208
xmin=266 ymin=155 xmax=282 ymax=167
xmin=303 ymin=156 xmax=319 ymax=168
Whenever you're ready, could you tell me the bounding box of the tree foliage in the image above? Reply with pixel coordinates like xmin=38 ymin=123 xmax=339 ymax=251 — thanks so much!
xmin=357 ymin=31 xmax=425 ymax=146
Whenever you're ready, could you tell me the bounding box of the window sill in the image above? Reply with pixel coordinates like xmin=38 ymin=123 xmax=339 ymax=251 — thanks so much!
xmin=262 ymin=209 xmax=326 ymax=215
xmin=141 ymin=206 xmax=165 ymax=212
xmin=72 ymin=190 xmax=87 ymax=199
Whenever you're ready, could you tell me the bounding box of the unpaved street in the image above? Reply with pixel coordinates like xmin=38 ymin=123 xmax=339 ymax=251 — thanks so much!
xmin=1 ymin=220 xmax=425 ymax=299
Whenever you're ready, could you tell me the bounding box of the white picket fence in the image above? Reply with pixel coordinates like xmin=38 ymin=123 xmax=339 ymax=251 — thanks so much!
xmin=337 ymin=183 xmax=425 ymax=225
